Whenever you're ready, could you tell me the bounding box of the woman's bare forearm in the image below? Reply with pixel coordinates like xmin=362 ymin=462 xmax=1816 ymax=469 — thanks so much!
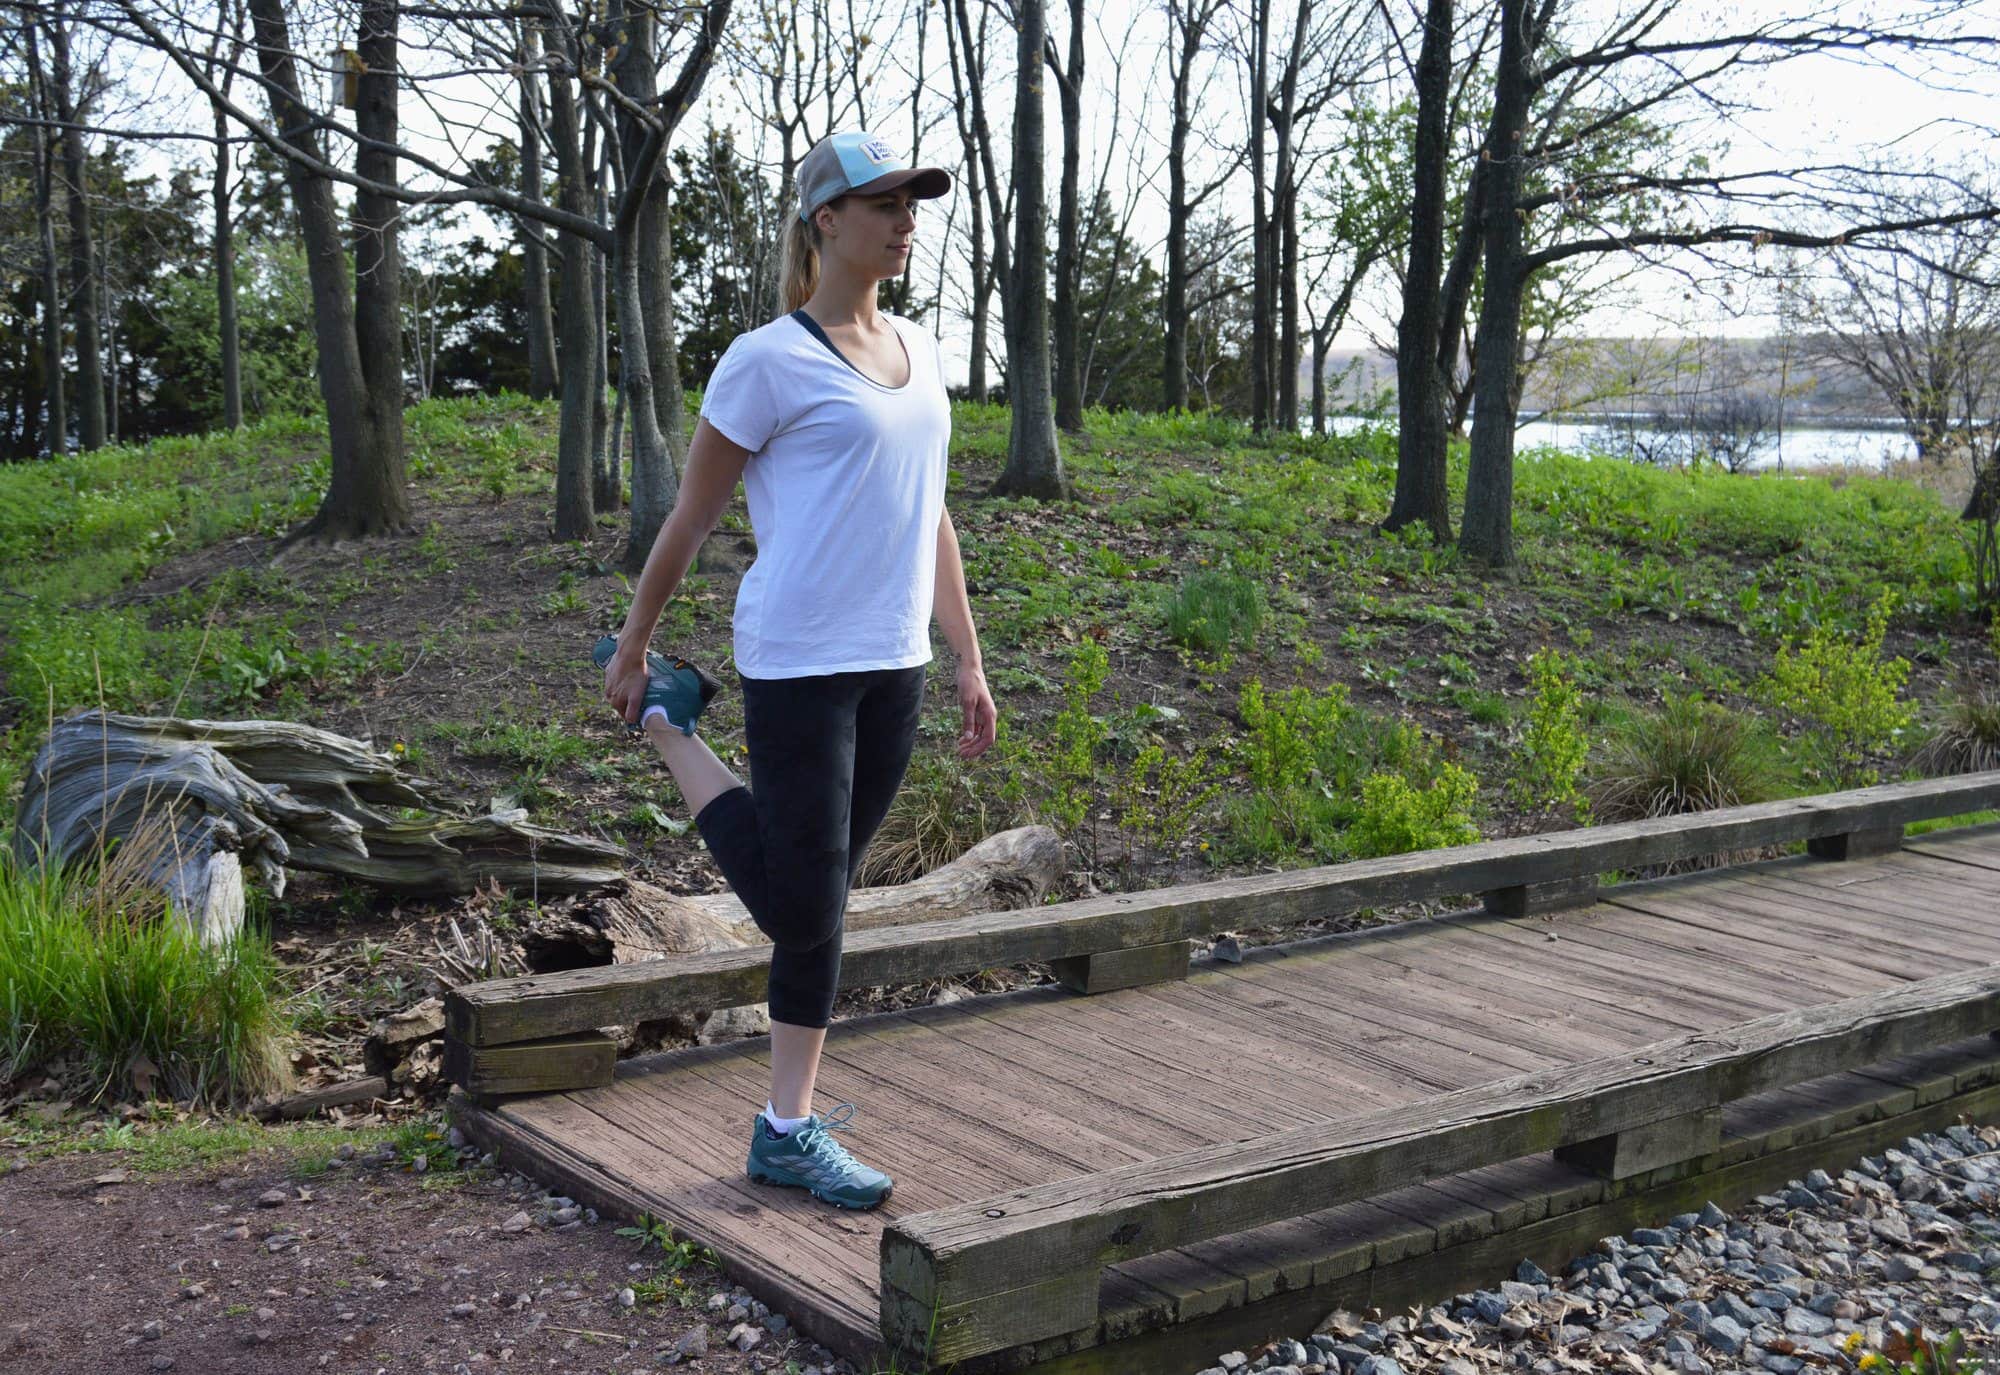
xmin=612 ymin=419 xmax=750 ymax=662
xmin=932 ymin=508 xmax=983 ymax=672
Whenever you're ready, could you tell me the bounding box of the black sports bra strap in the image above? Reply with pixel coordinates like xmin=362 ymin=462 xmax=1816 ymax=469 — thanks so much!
xmin=788 ymin=308 xmax=865 ymax=378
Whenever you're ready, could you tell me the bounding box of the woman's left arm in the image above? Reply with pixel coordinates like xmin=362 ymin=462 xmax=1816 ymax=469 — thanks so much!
xmin=934 ymin=506 xmax=997 ymax=759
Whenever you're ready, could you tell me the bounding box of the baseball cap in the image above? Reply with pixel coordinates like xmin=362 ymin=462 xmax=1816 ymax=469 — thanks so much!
xmin=797 ymin=131 xmax=952 ymax=222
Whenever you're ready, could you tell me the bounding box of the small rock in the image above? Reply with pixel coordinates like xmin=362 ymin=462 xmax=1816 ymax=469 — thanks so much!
xmin=1783 ymin=1309 xmax=1835 ymax=1338
xmin=1699 ymin=1202 xmax=1730 ymax=1227
xmin=1699 ymin=1314 xmax=1748 ymax=1355
xmin=1515 ymin=1259 xmax=1552 ymax=1286
xmin=617 ymin=1287 xmax=635 ymax=1309
xmin=674 ymin=1327 xmax=709 ymax=1358
xmin=1883 ymin=1255 xmax=1924 ymax=1282
xmin=450 ymin=1302 xmax=476 ymax=1319
xmin=500 ymin=1211 xmax=532 ymax=1234
xmin=142 ymin=1320 xmax=164 ymax=1341
xmin=1219 ymin=1354 xmax=1249 ymax=1373
xmin=732 ymin=1324 xmax=764 ymax=1353
xmin=727 ymin=1302 xmax=751 ymax=1323
xmin=256 ymin=1189 xmax=287 ymax=1209
xmin=150 ymin=1357 xmax=176 ymax=1372
xmin=1211 ymin=935 xmax=1244 ymax=964
xmin=1357 ymin=1359 xmax=1404 ymax=1375
xmin=766 ymin=1313 xmax=791 ymax=1335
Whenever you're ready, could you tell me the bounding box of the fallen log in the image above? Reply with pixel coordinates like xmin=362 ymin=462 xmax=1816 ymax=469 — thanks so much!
xmin=11 ymin=711 xmax=628 ymax=941
xmin=250 ymin=1075 xmax=389 ymax=1121
xmin=519 ymin=825 xmax=1064 ymax=1042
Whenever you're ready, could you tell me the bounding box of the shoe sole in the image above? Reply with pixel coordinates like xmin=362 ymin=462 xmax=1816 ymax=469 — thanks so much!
xmin=748 ymin=1170 xmax=892 ymax=1211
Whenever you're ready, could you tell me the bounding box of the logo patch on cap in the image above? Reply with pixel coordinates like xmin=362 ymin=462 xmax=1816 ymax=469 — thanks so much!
xmin=859 ymin=137 xmax=894 ymax=165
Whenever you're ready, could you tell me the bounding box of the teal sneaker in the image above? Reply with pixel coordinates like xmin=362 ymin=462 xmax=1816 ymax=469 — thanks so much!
xmin=746 ymin=1103 xmax=894 ymax=1210
xmin=590 ymin=634 xmax=721 ymax=737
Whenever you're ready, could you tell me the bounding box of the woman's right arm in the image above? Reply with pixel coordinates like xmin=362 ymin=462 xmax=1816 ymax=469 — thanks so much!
xmin=603 ymin=418 xmax=753 ymax=722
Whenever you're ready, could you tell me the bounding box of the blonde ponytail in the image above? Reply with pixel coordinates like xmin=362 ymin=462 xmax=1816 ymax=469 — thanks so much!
xmin=779 ymin=212 xmax=823 ymax=314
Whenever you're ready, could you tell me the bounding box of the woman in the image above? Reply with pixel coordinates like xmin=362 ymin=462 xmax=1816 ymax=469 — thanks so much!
xmin=597 ymin=130 xmax=996 ymax=1211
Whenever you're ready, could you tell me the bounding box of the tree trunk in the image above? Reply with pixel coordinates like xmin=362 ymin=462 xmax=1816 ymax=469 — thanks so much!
xmin=1385 ymin=0 xmax=1454 ymax=541
xmin=945 ymin=0 xmax=990 ymax=401
xmin=33 ymin=126 xmax=65 ymax=456
xmin=545 ymin=30 xmax=596 ymax=542
xmin=1050 ymin=0 xmax=1084 ymax=432
xmin=213 ymin=101 xmax=243 ymax=429
xmin=245 ymin=0 xmax=387 ymax=542
xmin=1436 ymin=158 xmax=1487 ymax=438
xmin=348 ymin=0 xmax=410 ymax=531
xmin=518 ymin=23 xmax=559 ymax=401
xmin=50 ymin=11 xmax=105 ymax=452
xmin=989 ymin=0 xmax=1065 ymax=499
xmin=1247 ymin=0 xmax=1271 ymax=433
xmin=614 ymin=0 xmax=678 ymax=567
xmin=590 ymin=162 xmax=613 ymax=512
xmin=1162 ymin=6 xmax=1196 ymax=413
xmin=1459 ymin=0 xmax=1534 ymax=571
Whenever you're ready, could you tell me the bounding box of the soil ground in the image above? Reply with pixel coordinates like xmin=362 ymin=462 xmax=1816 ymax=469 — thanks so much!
xmin=0 ymin=1142 xmax=831 ymax=1375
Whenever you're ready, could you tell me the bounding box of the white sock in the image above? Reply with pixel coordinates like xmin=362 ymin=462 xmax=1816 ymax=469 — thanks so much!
xmin=763 ymin=1101 xmax=811 ymax=1136
xmin=640 ymin=705 xmax=669 ymax=728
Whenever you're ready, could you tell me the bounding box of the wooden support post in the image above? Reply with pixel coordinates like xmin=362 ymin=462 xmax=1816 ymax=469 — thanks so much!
xmin=443 ymin=1030 xmax=616 ymax=1096
xmin=1808 ymin=825 xmax=1904 ymax=861
xmin=1483 ymin=873 xmax=1599 ymax=917
xmin=1554 ymin=1107 xmax=1722 ymax=1181
xmin=1051 ymin=940 xmax=1192 ymax=995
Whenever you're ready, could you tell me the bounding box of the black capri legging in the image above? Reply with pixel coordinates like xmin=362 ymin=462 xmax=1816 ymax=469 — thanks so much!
xmin=691 ymin=665 xmax=926 ymax=1028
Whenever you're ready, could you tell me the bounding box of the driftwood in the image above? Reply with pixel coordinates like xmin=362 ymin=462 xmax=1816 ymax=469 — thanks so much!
xmin=363 ymin=996 xmax=446 ymax=1077
xmin=520 ymin=826 xmax=1064 ymax=1042
xmin=250 ymin=1076 xmax=390 ymax=1122
xmin=12 ymin=711 xmax=627 ymax=942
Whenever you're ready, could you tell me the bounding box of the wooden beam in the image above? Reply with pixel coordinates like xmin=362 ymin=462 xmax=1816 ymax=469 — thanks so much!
xmin=442 ymin=1030 xmax=616 ymax=1096
xmin=1554 ymin=1106 xmax=1721 ymax=1180
xmin=877 ymin=961 xmax=2000 ymax=1364
xmin=1808 ymin=824 xmax=1905 ymax=861
xmin=1483 ymin=873 xmax=1599 ymax=917
xmin=447 ymin=774 xmax=2000 ymax=1048
xmin=1052 ymin=940 xmax=1192 ymax=994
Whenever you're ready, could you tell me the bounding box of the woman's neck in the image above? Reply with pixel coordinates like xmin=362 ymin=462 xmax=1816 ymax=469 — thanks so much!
xmin=802 ymin=265 xmax=884 ymax=328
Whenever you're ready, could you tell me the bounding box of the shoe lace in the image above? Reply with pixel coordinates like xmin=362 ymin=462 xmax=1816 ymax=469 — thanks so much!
xmin=796 ymin=1102 xmax=863 ymax=1173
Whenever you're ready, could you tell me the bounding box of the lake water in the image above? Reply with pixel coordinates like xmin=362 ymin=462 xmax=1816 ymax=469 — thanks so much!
xmin=1322 ymin=413 xmax=1919 ymax=472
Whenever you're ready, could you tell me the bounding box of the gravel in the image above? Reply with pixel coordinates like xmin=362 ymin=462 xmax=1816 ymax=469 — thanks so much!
xmin=1192 ymin=1122 xmax=2000 ymax=1375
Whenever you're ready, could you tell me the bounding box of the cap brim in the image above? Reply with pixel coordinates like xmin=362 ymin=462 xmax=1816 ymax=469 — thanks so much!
xmin=851 ymin=166 xmax=953 ymax=201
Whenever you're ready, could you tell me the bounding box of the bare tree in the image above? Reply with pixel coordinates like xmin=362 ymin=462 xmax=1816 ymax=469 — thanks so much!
xmin=516 ymin=20 xmax=558 ymax=401
xmin=47 ymin=1 xmax=105 ymax=450
xmin=1044 ymin=0 xmax=1085 ymax=431
xmin=990 ymin=0 xmax=1065 ymax=497
xmin=1160 ymin=0 xmax=1231 ymax=412
xmin=22 ymin=18 xmax=66 ymax=455
xmin=1384 ymin=0 xmax=1453 ymax=539
xmin=1800 ymin=181 xmax=2000 ymax=468
xmin=1453 ymin=2 xmax=2000 ymax=569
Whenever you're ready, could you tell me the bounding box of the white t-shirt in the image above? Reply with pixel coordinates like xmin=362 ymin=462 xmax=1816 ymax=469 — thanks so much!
xmin=698 ymin=311 xmax=952 ymax=679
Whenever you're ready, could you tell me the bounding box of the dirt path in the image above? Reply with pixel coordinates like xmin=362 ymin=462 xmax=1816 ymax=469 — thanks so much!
xmin=0 ymin=1140 xmax=851 ymax=1375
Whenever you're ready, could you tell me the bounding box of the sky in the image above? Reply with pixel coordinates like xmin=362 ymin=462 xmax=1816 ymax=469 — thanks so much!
xmin=61 ymin=0 xmax=2000 ymax=387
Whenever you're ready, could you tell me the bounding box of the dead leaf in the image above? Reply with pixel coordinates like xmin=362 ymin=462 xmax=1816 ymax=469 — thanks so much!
xmin=128 ymin=1052 xmax=160 ymax=1099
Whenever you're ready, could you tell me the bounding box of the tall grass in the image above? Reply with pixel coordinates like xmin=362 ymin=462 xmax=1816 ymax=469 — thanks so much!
xmin=0 ymin=834 xmax=292 ymax=1105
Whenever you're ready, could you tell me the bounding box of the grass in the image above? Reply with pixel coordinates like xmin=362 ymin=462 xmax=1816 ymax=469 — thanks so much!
xmin=1588 ymin=695 xmax=1788 ymax=823
xmin=0 ymin=831 xmax=294 ymax=1106
xmin=1160 ymin=569 xmax=1266 ymax=652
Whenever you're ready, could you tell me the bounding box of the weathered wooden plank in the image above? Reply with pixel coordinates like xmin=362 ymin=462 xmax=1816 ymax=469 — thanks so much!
xmin=441 ymin=1030 xmax=615 ymax=1095
xmin=1052 ymin=939 xmax=1192 ymax=994
xmin=1808 ymin=824 xmax=1905 ymax=861
xmin=879 ymin=962 xmax=2000 ymax=1363
xmin=1483 ymin=873 xmax=1599 ymax=917
xmin=447 ymin=776 xmax=2000 ymax=1046
xmin=1555 ymin=1106 xmax=1722 ymax=1180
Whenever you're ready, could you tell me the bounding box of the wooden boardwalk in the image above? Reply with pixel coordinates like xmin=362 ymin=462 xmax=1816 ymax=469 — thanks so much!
xmin=456 ymin=822 xmax=2000 ymax=1370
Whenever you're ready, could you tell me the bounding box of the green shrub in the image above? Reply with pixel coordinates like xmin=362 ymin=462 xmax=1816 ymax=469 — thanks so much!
xmin=1512 ymin=649 xmax=1590 ymax=815
xmin=1909 ymin=678 xmax=2000 ymax=777
xmin=1160 ymin=569 xmax=1265 ymax=653
xmin=1759 ymin=591 xmax=1913 ymax=786
xmin=1589 ymin=694 xmax=1787 ymax=821
xmin=1110 ymin=741 xmax=1224 ymax=855
xmin=1348 ymin=764 xmax=1481 ymax=858
xmin=0 ymin=840 xmax=293 ymax=1105
xmin=1229 ymin=678 xmax=1474 ymax=862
